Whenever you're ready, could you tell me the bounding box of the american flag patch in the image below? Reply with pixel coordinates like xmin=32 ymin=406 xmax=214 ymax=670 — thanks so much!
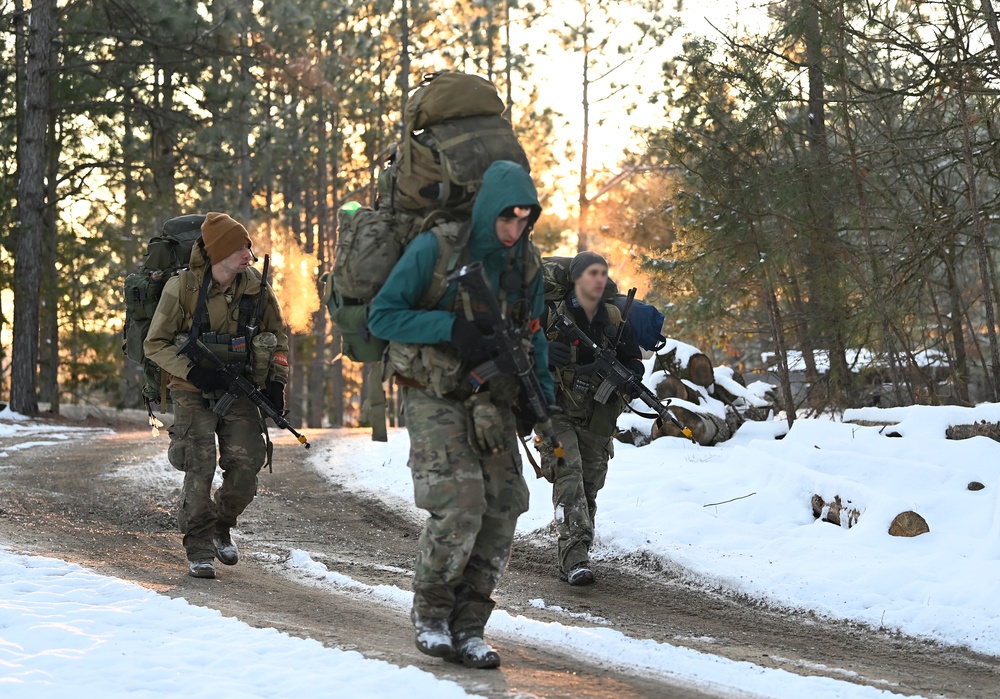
xmin=273 ymin=352 xmax=289 ymax=367
xmin=231 ymin=336 xmax=246 ymax=352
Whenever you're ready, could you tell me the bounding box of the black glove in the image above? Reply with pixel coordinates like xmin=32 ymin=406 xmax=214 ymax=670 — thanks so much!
xmin=575 ymin=341 xmax=596 ymax=366
xmin=622 ymin=382 xmax=643 ymax=402
xmin=547 ymin=341 xmax=572 ymax=368
xmin=451 ymin=317 xmax=487 ymax=361
xmin=187 ymin=365 xmax=229 ymax=393
xmin=264 ymin=380 xmax=285 ymax=414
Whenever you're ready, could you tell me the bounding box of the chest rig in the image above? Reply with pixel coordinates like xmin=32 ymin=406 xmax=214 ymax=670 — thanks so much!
xmin=178 ymin=268 xmax=263 ymax=384
xmin=547 ymin=298 xmax=623 ymax=408
xmin=384 ymin=233 xmax=540 ymax=402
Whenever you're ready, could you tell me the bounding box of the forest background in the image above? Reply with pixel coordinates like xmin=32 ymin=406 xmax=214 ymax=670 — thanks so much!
xmin=3 ymin=0 xmax=1000 ymax=428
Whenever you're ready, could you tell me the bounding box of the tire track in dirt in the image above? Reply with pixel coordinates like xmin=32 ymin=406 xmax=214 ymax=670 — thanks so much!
xmin=1 ymin=414 xmax=997 ymax=698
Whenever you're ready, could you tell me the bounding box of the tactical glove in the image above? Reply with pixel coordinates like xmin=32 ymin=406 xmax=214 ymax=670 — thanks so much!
xmin=188 ymin=366 xmax=229 ymax=393
xmin=451 ymin=317 xmax=488 ymax=362
xmin=468 ymin=393 xmax=506 ymax=456
xmin=547 ymin=341 xmax=572 ymax=368
xmin=622 ymin=382 xmax=643 ymax=403
xmin=264 ymin=380 xmax=285 ymax=414
xmin=575 ymin=342 xmax=596 ymax=366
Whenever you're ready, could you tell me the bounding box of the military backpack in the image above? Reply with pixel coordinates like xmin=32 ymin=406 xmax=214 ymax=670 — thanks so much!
xmin=122 ymin=214 xmax=205 ymax=410
xmin=383 ymin=70 xmax=531 ymax=214
xmin=324 ymin=70 xmax=532 ymax=364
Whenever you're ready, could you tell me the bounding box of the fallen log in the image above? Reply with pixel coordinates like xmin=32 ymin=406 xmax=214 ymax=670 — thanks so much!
xmin=686 ymin=353 xmax=715 ymax=388
xmin=811 ymin=494 xmax=861 ymax=529
xmin=888 ymin=511 xmax=929 ymax=537
xmin=945 ymin=420 xmax=1000 ymax=442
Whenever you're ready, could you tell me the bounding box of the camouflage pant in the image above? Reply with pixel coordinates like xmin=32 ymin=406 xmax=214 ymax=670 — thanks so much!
xmin=539 ymin=412 xmax=612 ymax=574
xmin=168 ymin=390 xmax=266 ymax=562
xmin=404 ymin=387 xmax=529 ymax=638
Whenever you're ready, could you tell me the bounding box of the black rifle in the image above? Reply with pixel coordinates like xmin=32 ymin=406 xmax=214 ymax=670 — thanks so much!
xmin=446 ymin=261 xmax=565 ymax=478
xmin=176 ymin=335 xmax=310 ymax=449
xmin=551 ymin=313 xmax=696 ymax=443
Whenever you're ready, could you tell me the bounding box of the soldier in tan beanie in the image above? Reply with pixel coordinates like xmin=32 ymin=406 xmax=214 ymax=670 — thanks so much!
xmin=201 ymin=212 xmax=252 ymax=264
xmin=144 ymin=212 xmax=289 ymax=579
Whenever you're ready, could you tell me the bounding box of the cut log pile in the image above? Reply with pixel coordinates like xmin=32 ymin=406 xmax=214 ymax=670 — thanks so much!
xmin=617 ymin=339 xmax=775 ymax=447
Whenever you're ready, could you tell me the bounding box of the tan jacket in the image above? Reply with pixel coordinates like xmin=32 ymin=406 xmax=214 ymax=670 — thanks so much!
xmin=143 ymin=243 xmax=290 ymax=392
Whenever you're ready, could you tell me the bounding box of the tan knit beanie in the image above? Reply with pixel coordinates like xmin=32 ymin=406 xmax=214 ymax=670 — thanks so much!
xmin=201 ymin=212 xmax=251 ymax=264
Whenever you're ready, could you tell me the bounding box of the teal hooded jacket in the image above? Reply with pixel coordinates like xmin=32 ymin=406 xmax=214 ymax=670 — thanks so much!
xmin=368 ymin=160 xmax=555 ymax=403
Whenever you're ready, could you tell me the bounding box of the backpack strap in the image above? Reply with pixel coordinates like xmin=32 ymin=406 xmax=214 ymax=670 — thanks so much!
xmin=418 ymin=222 xmax=470 ymax=309
xmin=367 ymin=361 xmax=389 ymax=443
xmin=189 ymin=270 xmax=212 ymax=343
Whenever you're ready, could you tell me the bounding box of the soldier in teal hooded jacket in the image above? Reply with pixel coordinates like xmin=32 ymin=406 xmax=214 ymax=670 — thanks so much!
xmin=369 ymin=160 xmax=554 ymax=670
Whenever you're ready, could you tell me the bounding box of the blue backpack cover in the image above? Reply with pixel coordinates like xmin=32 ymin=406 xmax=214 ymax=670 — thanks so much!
xmin=614 ymin=295 xmax=666 ymax=352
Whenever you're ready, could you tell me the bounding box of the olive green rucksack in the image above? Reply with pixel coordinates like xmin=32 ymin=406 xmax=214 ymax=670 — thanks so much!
xmin=384 ymin=70 xmax=532 ymax=215
xmin=122 ymin=214 xmax=205 ymax=411
xmin=324 ymin=70 xmax=532 ymax=365
xmin=320 ymin=209 xmax=467 ymax=364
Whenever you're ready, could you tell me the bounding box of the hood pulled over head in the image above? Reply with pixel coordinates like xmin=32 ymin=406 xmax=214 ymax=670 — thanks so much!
xmin=469 ymin=161 xmax=541 ymax=254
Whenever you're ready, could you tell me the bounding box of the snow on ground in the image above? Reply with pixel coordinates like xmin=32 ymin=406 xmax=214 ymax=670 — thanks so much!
xmin=4 ymin=400 xmax=1000 ymax=698
xmin=309 ymin=404 xmax=1000 ymax=659
xmin=0 ymin=549 xmax=474 ymax=699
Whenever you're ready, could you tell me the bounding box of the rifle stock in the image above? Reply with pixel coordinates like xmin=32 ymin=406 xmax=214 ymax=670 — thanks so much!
xmin=176 ymin=335 xmax=310 ymax=448
xmin=447 ymin=262 xmax=565 ymax=478
xmin=552 ymin=313 xmax=696 ymax=443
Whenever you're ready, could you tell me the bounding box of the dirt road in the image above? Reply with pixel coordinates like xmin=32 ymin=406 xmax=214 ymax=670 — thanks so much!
xmin=1 ymin=412 xmax=997 ymax=698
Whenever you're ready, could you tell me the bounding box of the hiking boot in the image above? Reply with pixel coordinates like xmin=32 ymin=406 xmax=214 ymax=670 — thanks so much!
xmin=453 ymin=635 xmax=501 ymax=669
xmin=213 ymin=528 xmax=239 ymax=566
xmin=412 ymin=614 xmax=455 ymax=659
xmin=562 ymin=562 xmax=595 ymax=586
xmin=188 ymin=559 xmax=216 ymax=579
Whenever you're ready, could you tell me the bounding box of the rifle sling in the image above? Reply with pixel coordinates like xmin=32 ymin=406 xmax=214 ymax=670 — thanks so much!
xmin=189 ymin=271 xmax=213 ymax=343
xmin=627 ymin=404 xmax=663 ymax=421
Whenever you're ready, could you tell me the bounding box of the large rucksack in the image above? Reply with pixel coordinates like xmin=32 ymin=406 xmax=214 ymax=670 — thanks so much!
xmin=321 ymin=206 xmax=435 ymax=363
xmin=325 ymin=70 xmax=532 ymax=364
xmin=122 ymin=214 xmax=205 ymax=410
xmin=384 ymin=70 xmax=531 ymax=215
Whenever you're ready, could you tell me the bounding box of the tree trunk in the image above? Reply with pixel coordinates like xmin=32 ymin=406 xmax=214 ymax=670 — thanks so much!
xmin=943 ymin=239 xmax=971 ymax=404
xmin=11 ymin=0 xmax=54 ymax=415
xmin=398 ymin=0 xmax=410 ymax=115
xmin=766 ymin=277 xmax=797 ymax=427
xmin=950 ymin=3 xmax=1000 ymax=400
xmin=981 ymin=0 xmax=1000 ymax=63
xmin=238 ymin=7 xmax=253 ymax=223
xmin=329 ymin=331 xmax=345 ymax=428
xmin=121 ymin=89 xmax=143 ymax=408
xmin=308 ymin=102 xmax=330 ymax=429
xmin=38 ymin=107 xmax=60 ymax=411
xmin=576 ymin=0 xmax=591 ymax=253
xmin=150 ymin=52 xmax=178 ymax=228
xmin=287 ymin=334 xmax=303 ymax=427
xmin=802 ymin=0 xmax=854 ymax=407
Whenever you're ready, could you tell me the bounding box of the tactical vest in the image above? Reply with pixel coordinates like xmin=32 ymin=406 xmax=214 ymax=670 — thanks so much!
xmin=175 ymin=267 xmax=268 ymax=395
xmin=546 ymin=299 xmax=625 ymax=438
xmin=385 ymin=233 xmax=541 ymax=401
